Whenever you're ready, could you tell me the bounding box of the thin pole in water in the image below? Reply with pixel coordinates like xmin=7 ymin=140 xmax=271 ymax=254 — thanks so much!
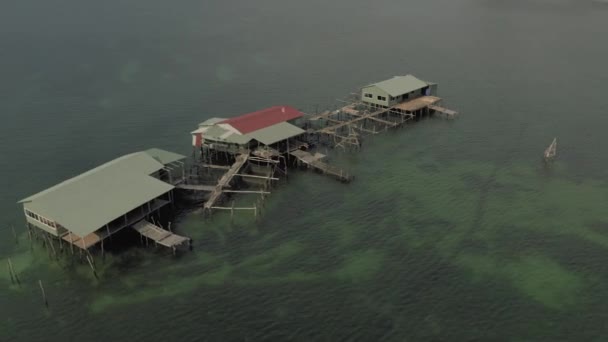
xmin=38 ymin=280 xmax=48 ymax=308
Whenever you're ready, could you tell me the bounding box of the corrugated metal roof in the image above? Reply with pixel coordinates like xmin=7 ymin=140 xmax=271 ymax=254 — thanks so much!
xmin=199 ymin=125 xmax=252 ymax=145
xmin=365 ymin=75 xmax=429 ymax=97
xmin=19 ymin=151 xmax=176 ymax=237
xmin=247 ymin=122 xmax=305 ymax=145
xmin=144 ymin=148 xmax=186 ymax=165
xmin=220 ymin=106 xmax=303 ymax=134
xmin=198 ymin=117 xmax=226 ymax=127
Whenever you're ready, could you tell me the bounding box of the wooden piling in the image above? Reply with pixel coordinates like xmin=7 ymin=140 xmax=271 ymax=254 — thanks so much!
xmin=86 ymin=253 xmax=98 ymax=279
xmin=38 ymin=280 xmax=48 ymax=308
xmin=231 ymin=200 xmax=235 ymax=221
xmin=46 ymin=235 xmax=57 ymax=260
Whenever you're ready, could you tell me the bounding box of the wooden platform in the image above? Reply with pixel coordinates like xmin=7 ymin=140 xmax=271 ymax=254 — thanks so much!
xmin=133 ymin=220 xmax=190 ymax=248
xmin=61 ymin=199 xmax=171 ymax=250
xmin=428 ymin=104 xmax=458 ymax=117
xmin=289 ymin=150 xmax=352 ymax=182
xmin=204 ymin=153 xmax=249 ymax=210
xmin=393 ymin=96 xmax=441 ymax=112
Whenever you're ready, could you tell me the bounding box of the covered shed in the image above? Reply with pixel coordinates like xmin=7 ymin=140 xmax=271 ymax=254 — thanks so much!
xmin=361 ymin=75 xmax=437 ymax=107
xmin=18 ymin=149 xmax=186 ymax=250
xmin=191 ymin=106 xmax=305 ymax=153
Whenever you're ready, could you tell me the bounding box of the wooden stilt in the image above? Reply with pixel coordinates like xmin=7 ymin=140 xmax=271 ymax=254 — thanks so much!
xmin=46 ymin=234 xmax=57 ymax=260
xmin=231 ymin=200 xmax=235 ymax=221
xmin=86 ymin=253 xmax=98 ymax=279
xmin=69 ymin=233 xmax=74 ymax=255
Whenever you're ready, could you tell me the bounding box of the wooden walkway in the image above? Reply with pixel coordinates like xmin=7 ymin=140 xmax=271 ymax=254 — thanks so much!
xmin=204 ymin=153 xmax=249 ymax=210
xmin=428 ymin=104 xmax=458 ymax=117
xmin=316 ymin=107 xmax=391 ymax=134
xmin=289 ymin=150 xmax=352 ymax=182
xmin=132 ymin=220 xmax=190 ymax=248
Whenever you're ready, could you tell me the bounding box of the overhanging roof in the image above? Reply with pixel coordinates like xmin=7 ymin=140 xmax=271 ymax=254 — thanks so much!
xmin=220 ymin=106 xmax=303 ymax=134
xmin=19 ymin=151 xmax=176 ymax=237
xmin=198 ymin=117 xmax=226 ymax=127
xmin=144 ymin=148 xmax=186 ymax=165
xmin=365 ymin=75 xmax=429 ymax=97
xmin=193 ymin=125 xmax=252 ymax=145
xmin=247 ymin=122 xmax=305 ymax=145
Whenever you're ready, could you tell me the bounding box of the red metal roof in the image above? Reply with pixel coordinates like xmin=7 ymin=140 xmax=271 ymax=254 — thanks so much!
xmin=220 ymin=106 xmax=303 ymax=134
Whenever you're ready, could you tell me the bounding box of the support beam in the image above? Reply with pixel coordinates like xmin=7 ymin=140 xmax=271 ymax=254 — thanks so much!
xmin=233 ymin=174 xmax=279 ymax=181
xmin=222 ymin=190 xmax=271 ymax=195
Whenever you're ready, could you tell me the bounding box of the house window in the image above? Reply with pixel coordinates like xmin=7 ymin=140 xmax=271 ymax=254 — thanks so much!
xmin=364 ymin=93 xmax=373 ymax=98
xmin=377 ymin=96 xmax=387 ymax=101
xmin=403 ymin=94 xmax=409 ymax=100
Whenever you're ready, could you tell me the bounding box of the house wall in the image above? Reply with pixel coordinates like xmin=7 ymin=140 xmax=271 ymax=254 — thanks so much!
xmin=23 ymin=207 xmax=66 ymax=236
xmin=361 ymin=86 xmax=390 ymax=107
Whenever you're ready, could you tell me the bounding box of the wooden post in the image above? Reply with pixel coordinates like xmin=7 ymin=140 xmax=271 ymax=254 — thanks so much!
xmin=11 ymin=225 xmax=17 ymax=245
xmin=69 ymin=233 xmax=74 ymax=255
xmin=101 ymin=238 xmax=105 ymax=259
xmin=46 ymin=235 xmax=57 ymax=260
xmin=39 ymin=280 xmax=48 ymax=308
xmin=254 ymin=202 xmax=257 ymax=219
xmin=86 ymin=253 xmax=98 ymax=279
xmin=27 ymin=224 xmax=32 ymax=249
xmin=168 ymin=222 xmax=172 ymax=233
xmin=231 ymin=200 xmax=235 ymax=221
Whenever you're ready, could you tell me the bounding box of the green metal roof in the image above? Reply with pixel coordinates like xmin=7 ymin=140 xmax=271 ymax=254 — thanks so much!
xmin=365 ymin=75 xmax=429 ymax=97
xmin=19 ymin=151 xmax=176 ymax=237
xmin=144 ymin=148 xmax=186 ymax=165
xmin=247 ymin=122 xmax=305 ymax=145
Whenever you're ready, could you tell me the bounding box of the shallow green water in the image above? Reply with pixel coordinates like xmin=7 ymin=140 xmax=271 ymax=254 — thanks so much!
xmin=2 ymin=0 xmax=608 ymax=340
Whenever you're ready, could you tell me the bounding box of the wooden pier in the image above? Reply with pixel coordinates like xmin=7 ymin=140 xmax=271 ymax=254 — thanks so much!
xmin=203 ymin=153 xmax=250 ymax=210
xmin=309 ymin=95 xmax=457 ymax=149
xmin=289 ymin=150 xmax=352 ymax=182
xmin=133 ymin=220 xmax=190 ymax=252
xmin=428 ymin=104 xmax=458 ymax=118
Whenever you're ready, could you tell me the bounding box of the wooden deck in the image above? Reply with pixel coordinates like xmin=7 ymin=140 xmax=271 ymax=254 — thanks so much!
xmin=428 ymin=104 xmax=458 ymax=117
xmin=132 ymin=220 xmax=190 ymax=248
xmin=393 ymin=96 xmax=441 ymax=112
xmin=289 ymin=150 xmax=352 ymax=182
xmin=61 ymin=199 xmax=171 ymax=250
xmin=204 ymin=153 xmax=249 ymax=210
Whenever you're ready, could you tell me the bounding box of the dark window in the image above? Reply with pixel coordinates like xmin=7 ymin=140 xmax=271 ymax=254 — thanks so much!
xmin=364 ymin=93 xmax=373 ymax=98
